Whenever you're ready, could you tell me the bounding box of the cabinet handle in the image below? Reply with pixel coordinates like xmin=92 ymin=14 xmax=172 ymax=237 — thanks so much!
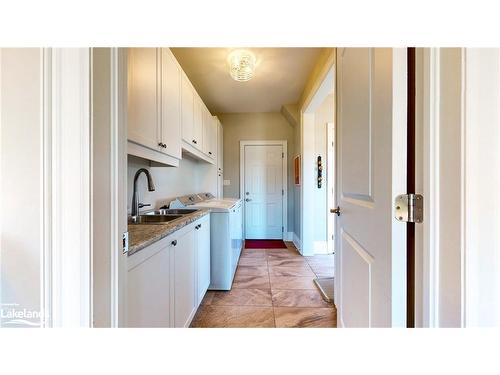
xmin=208 ymin=151 xmax=212 ymax=155
xmin=171 ymin=240 xmax=177 ymax=246
xmin=158 ymin=142 xmax=166 ymax=148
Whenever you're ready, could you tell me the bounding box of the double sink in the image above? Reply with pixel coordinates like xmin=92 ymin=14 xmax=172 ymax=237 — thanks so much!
xmin=128 ymin=208 xmax=198 ymax=225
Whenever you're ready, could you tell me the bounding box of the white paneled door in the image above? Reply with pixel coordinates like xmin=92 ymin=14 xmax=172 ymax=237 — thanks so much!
xmin=336 ymin=48 xmax=407 ymax=327
xmin=243 ymin=144 xmax=284 ymax=239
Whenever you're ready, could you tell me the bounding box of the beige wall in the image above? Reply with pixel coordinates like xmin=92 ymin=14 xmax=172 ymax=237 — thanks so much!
xmin=127 ymin=155 xmax=214 ymax=213
xmin=1 ymin=49 xmax=43 ymax=326
xmin=218 ymin=112 xmax=296 ymax=232
xmin=299 ymin=48 xmax=335 ymax=111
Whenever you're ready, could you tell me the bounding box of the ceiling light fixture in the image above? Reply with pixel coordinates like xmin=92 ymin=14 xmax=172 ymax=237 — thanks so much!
xmin=228 ymin=49 xmax=256 ymax=82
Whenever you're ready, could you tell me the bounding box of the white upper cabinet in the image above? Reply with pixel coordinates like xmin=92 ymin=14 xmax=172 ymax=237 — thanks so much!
xmin=216 ymin=117 xmax=223 ymax=172
xmin=127 ymin=48 xmax=181 ymax=166
xmin=193 ymin=93 xmax=203 ymax=150
xmin=128 ymin=48 xmax=160 ymax=151
xmin=160 ymin=48 xmax=182 ymax=159
xmin=181 ymin=72 xmax=194 ymax=146
xmin=202 ymin=106 xmax=216 ymax=159
xmin=128 ymin=47 xmax=217 ymax=166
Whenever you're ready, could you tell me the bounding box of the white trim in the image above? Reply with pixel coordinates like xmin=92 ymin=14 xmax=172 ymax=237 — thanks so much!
xmin=419 ymin=48 xmax=441 ymax=328
xmin=283 ymin=232 xmax=294 ymax=241
xmin=115 ymin=48 xmax=129 ymax=327
xmin=42 ymin=48 xmax=53 ymax=327
xmin=293 ymin=232 xmax=301 ymax=251
xmin=326 ymin=121 xmax=335 ymax=254
xmin=239 ymin=140 xmax=288 ymax=239
xmin=49 ymin=48 xmax=92 ymax=327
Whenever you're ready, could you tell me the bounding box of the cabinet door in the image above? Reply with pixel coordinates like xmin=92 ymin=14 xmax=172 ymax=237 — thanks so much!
xmin=174 ymin=228 xmax=197 ymax=327
xmin=128 ymin=48 xmax=161 ymax=151
xmin=210 ymin=115 xmax=218 ymax=160
xmin=217 ymin=119 xmax=223 ymax=169
xmin=202 ymin=107 xmax=212 ymax=157
xmin=161 ymin=48 xmax=182 ymax=159
xmin=217 ymin=171 xmax=223 ymax=199
xmin=196 ymin=217 xmax=211 ymax=305
xmin=181 ymin=73 xmax=194 ymax=145
xmin=127 ymin=243 xmax=171 ymax=327
xmin=193 ymin=95 xmax=203 ymax=150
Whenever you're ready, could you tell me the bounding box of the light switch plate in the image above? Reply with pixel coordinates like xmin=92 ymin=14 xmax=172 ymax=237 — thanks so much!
xmin=223 ymin=180 xmax=230 ymax=186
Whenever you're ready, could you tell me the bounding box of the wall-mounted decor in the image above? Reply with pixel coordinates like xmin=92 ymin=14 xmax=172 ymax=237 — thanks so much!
xmin=317 ymin=155 xmax=323 ymax=188
xmin=294 ymin=155 xmax=301 ymax=185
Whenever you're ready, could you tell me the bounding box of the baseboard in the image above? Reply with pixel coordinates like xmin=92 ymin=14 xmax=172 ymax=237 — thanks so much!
xmin=283 ymin=232 xmax=293 ymax=241
xmin=292 ymin=233 xmax=301 ymax=251
xmin=313 ymin=241 xmax=329 ymax=254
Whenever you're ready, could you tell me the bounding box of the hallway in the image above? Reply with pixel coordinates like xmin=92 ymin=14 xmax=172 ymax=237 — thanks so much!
xmin=190 ymin=243 xmax=336 ymax=327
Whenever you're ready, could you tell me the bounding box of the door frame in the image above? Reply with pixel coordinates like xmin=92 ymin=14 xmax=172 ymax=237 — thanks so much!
xmin=239 ymin=140 xmax=288 ymax=240
xmin=43 ymin=48 xmax=92 ymax=327
xmin=326 ymin=121 xmax=335 ymax=254
xmin=91 ymin=48 xmax=128 ymax=327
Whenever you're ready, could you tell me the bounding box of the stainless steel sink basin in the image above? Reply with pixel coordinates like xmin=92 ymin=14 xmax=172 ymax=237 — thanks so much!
xmin=128 ymin=214 xmax=183 ymax=225
xmin=144 ymin=208 xmax=198 ymax=216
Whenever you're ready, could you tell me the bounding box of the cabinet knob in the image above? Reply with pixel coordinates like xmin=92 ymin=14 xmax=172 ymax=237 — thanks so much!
xmin=208 ymin=151 xmax=212 ymax=155
xmin=192 ymin=139 xmax=197 ymax=144
xmin=171 ymin=240 xmax=177 ymax=246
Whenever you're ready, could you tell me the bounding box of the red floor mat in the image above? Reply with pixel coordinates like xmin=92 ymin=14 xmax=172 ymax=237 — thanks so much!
xmin=245 ymin=240 xmax=287 ymax=249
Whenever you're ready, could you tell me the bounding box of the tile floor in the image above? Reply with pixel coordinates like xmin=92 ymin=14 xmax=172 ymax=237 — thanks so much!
xmin=190 ymin=242 xmax=336 ymax=328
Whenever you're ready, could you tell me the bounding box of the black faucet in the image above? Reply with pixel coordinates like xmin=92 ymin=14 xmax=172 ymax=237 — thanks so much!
xmin=131 ymin=168 xmax=156 ymax=217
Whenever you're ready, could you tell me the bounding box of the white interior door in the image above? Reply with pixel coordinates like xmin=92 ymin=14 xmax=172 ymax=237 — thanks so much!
xmin=335 ymin=48 xmax=407 ymax=327
xmin=244 ymin=144 xmax=284 ymax=239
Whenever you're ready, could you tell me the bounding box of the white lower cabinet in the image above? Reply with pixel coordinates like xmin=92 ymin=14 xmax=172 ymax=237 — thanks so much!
xmin=195 ymin=215 xmax=211 ymax=305
xmin=173 ymin=228 xmax=196 ymax=327
xmin=127 ymin=237 xmax=172 ymax=327
xmin=127 ymin=214 xmax=210 ymax=328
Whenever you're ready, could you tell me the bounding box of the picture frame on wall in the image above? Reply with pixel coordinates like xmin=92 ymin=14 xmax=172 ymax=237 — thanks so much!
xmin=294 ymin=155 xmax=300 ymax=185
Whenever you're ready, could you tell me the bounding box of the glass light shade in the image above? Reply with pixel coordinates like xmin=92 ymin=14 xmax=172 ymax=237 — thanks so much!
xmin=228 ymin=50 xmax=255 ymax=82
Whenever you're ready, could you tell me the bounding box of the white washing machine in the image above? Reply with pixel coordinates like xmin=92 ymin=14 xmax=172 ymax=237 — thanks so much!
xmin=170 ymin=193 xmax=243 ymax=290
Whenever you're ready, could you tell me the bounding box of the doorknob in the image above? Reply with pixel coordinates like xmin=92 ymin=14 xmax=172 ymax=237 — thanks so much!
xmin=330 ymin=206 xmax=341 ymax=216
xmin=245 ymin=198 xmax=252 ymax=202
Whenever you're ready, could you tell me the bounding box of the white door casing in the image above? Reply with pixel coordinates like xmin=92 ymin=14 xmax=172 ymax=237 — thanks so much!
xmin=336 ymin=48 xmax=407 ymax=327
xmin=241 ymin=141 xmax=287 ymax=240
xmin=416 ymin=48 xmax=500 ymax=327
xmin=327 ymin=121 xmax=335 ymax=254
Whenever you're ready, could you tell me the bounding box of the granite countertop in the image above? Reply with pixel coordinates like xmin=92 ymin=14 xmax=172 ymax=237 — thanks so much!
xmin=128 ymin=209 xmax=210 ymax=256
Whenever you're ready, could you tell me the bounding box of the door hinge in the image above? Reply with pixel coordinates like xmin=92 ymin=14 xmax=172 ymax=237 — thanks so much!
xmin=282 ymin=152 xmax=284 ymax=158
xmin=395 ymin=194 xmax=423 ymax=223
xmin=282 ymin=189 xmax=284 ymax=196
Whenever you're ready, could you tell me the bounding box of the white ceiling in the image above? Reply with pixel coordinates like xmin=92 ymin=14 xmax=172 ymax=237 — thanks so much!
xmin=171 ymin=48 xmax=322 ymax=114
